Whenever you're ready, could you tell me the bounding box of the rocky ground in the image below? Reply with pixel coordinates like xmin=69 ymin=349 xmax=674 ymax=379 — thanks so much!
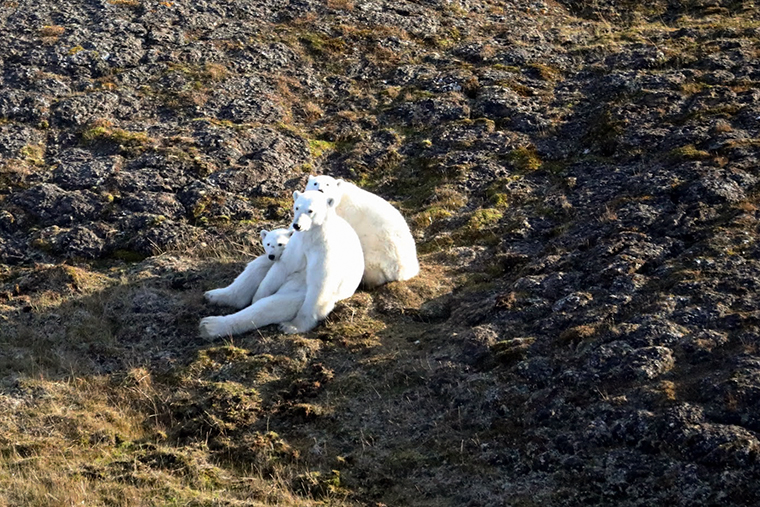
xmin=0 ymin=0 xmax=759 ymax=505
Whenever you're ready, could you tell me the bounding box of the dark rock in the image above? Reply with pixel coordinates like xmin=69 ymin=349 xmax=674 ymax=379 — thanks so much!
xmin=52 ymin=150 xmax=122 ymax=190
xmin=9 ymin=184 xmax=103 ymax=227
xmin=516 ymin=356 xmax=553 ymax=385
xmin=627 ymin=346 xmax=675 ymax=380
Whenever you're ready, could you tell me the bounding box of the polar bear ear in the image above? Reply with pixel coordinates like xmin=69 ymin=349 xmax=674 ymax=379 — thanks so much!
xmin=293 ymin=190 xmax=302 ymax=201
xmin=287 ymin=229 xmax=295 ymax=237
xmin=326 ymin=197 xmax=336 ymax=208
xmin=260 ymin=230 xmax=269 ymax=241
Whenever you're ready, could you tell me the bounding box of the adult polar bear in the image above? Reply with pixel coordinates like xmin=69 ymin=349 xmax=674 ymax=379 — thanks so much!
xmin=305 ymin=175 xmax=419 ymax=288
xmin=203 ymin=190 xmax=364 ymax=337
xmin=273 ymin=189 xmax=364 ymax=334
xmin=199 ymin=228 xmax=306 ymax=338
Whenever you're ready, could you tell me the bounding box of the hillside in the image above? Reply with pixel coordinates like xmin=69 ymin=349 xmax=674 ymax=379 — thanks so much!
xmin=1 ymin=0 xmax=760 ymax=505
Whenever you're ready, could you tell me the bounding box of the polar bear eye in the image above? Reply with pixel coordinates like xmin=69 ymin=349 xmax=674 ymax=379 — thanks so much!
xmin=266 ymin=243 xmax=270 ymax=247
xmin=277 ymin=243 xmax=283 ymax=246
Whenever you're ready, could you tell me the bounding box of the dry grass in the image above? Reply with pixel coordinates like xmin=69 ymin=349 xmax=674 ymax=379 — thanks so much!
xmin=327 ymin=0 xmax=354 ymax=11
xmin=0 ymin=254 xmax=366 ymax=505
xmin=2 ymin=2 xmax=756 ymax=505
xmin=107 ymin=0 xmax=141 ymax=7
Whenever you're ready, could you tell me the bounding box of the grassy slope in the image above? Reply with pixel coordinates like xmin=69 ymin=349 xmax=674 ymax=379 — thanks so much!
xmin=0 ymin=0 xmax=759 ymax=505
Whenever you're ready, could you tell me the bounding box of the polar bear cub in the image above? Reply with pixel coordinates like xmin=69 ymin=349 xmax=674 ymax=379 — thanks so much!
xmin=200 ymin=229 xmax=307 ymax=338
xmin=278 ymin=190 xmax=364 ymax=334
xmin=203 ymin=228 xmax=293 ymax=309
xmin=305 ymin=175 xmax=419 ymax=288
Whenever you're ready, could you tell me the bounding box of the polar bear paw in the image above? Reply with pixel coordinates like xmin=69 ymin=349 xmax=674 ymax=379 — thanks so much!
xmin=204 ymin=288 xmax=250 ymax=309
xmin=278 ymin=321 xmax=300 ymax=335
xmin=279 ymin=316 xmax=317 ymax=335
xmin=204 ymin=288 xmax=232 ymax=305
xmin=199 ymin=316 xmax=232 ymax=339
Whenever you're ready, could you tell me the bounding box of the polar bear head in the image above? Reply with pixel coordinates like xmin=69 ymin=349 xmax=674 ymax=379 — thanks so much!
xmin=259 ymin=228 xmax=293 ymax=261
xmin=305 ymin=175 xmax=345 ymax=202
xmin=291 ymin=190 xmax=336 ymax=232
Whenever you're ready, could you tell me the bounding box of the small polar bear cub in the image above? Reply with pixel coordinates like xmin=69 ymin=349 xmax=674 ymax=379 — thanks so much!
xmin=277 ymin=190 xmax=364 ymax=334
xmin=203 ymin=228 xmax=293 ymax=309
xmin=200 ymin=228 xmax=307 ymax=338
xmin=305 ymin=175 xmax=419 ymax=288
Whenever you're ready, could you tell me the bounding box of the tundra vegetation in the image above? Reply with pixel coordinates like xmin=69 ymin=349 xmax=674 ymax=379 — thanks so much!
xmin=0 ymin=0 xmax=759 ymax=505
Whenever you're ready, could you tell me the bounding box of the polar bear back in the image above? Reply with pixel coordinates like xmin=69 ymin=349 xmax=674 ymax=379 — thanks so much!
xmin=334 ymin=181 xmax=419 ymax=287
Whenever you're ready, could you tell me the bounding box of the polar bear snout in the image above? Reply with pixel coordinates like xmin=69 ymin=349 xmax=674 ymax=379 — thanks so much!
xmin=268 ymin=254 xmax=275 ymax=260
xmin=292 ymin=213 xmax=314 ymax=232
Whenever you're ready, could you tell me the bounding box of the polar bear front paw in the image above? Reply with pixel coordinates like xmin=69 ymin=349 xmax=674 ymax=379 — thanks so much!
xmin=204 ymin=288 xmax=232 ymax=305
xmin=279 ymin=316 xmax=316 ymax=335
xmin=279 ymin=321 xmax=300 ymax=335
xmin=204 ymin=288 xmax=250 ymax=308
xmin=199 ymin=316 xmax=232 ymax=339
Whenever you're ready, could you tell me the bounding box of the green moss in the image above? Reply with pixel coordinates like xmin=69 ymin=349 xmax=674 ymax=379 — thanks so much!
xmin=308 ymin=139 xmax=336 ymax=159
xmin=486 ymin=178 xmax=519 ymax=209
xmin=299 ymin=32 xmax=346 ymax=56
xmin=427 ymin=26 xmax=462 ymax=49
xmin=507 ymin=146 xmax=542 ymax=172
xmin=669 ymin=144 xmax=711 ymax=161
xmin=434 ymin=207 xmax=506 ymax=247
xmin=19 ymin=143 xmax=46 ymax=167
xmin=250 ymin=195 xmax=292 ymax=221
xmin=149 ymin=215 xmax=167 ymax=227
xmin=527 ymin=63 xmax=561 ymax=81
xmin=294 ymin=469 xmax=346 ymax=498
xmin=413 ymin=206 xmax=453 ymax=229
xmin=82 ymin=125 xmax=153 ymax=151
xmin=467 ymin=208 xmax=503 ymax=230
xmin=412 ymin=185 xmax=467 ymax=229
xmin=110 ymin=129 xmax=152 ymax=146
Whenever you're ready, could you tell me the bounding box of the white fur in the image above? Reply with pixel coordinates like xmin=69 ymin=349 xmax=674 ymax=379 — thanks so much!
xmin=305 ymin=175 xmax=419 ymax=288
xmin=200 ymin=228 xmax=307 ymax=339
xmin=278 ymin=190 xmax=364 ymax=334
xmin=203 ymin=228 xmax=292 ymax=309
xmin=250 ymin=230 xmax=307 ymax=304
xmin=199 ymin=278 xmax=306 ymax=338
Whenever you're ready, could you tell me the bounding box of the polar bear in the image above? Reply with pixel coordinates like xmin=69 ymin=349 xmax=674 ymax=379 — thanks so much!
xmin=305 ymin=175 xmax=419 ymax=288
xmin=200 ymin=229 xmax=307 ymax=339
xmin=203 ymin=228 xmax=293 ymax=309
xmin=277 ymin=189 xmax=364 ymax=334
